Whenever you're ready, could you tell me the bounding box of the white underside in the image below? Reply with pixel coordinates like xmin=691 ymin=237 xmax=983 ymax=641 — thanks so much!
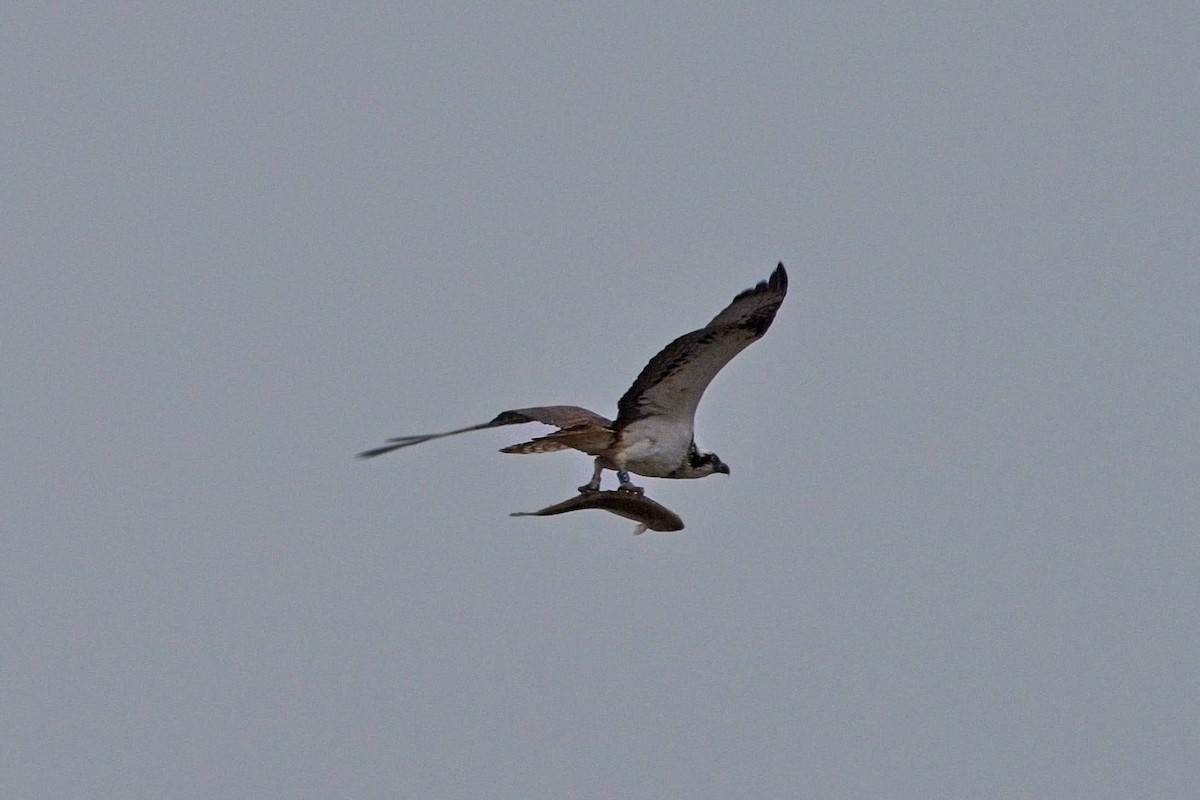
xmin=612 ymin=418 xmax=694 ymax=477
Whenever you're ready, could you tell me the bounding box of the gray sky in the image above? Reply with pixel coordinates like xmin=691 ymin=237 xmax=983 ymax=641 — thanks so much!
xmin=5 ymin=5 xmax=1198 ymax=798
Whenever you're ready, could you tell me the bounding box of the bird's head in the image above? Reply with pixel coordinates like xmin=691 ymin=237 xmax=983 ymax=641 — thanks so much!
xmin=688 ymin=448 xmax=730 ymax=478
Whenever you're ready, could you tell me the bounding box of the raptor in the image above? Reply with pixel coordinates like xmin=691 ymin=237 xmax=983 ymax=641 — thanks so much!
xmin=358 ymin=263 xmax=788 ymax=494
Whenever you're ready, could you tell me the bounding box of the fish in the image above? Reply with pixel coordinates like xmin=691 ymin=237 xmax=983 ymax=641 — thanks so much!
xmin=510 ymin=490 xmax=685 ymax=534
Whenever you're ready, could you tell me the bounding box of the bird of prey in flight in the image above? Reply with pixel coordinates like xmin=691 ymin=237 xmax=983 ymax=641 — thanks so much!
xmin=358 ymin=263 xmax=788 ymax=494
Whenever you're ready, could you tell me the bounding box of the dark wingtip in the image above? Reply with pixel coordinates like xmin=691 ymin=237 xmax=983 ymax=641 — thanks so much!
xmin=730 ymin=262 xmax=789 ymax=303
xmin=771 ymin=262 xmax=788 ymax=293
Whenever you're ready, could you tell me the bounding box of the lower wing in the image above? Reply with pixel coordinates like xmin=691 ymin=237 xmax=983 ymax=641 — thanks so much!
xmin=356 ymin=405 xmax=612 ymax=459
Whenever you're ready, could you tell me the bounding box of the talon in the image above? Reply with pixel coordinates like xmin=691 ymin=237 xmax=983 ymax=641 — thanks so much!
xmin=615 ymin=471 xmax=644 ymax=495
xmin=579 ymin=459 xmax=605 ymax=494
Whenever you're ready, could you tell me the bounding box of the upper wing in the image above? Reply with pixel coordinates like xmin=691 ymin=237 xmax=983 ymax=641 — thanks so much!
xmin=357 ymin=405 xmax=612 ymax=459
xmin=615 ymin=263 xmax=788 ymax=429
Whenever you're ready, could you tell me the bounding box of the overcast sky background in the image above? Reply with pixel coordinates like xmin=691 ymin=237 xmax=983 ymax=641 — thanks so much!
xmin=4 ymin=5 xmax=1198 ymax=798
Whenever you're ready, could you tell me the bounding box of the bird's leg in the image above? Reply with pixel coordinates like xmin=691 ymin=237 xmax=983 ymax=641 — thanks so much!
xmin=616 ymin=470 xmax=644 ymax=495
xmin=578 ymin=459 xmax=604 ymax=493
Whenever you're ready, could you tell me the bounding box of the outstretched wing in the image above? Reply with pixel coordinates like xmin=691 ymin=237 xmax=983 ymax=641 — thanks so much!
xmin=357 ymin=405 xmax=612 ymax=459
xmin=615 ymin=263 xmax=788 ymax=429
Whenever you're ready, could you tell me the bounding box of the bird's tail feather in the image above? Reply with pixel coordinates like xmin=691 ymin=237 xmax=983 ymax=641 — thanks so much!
xmin=500 ymin=425 xmax=613 ymax=456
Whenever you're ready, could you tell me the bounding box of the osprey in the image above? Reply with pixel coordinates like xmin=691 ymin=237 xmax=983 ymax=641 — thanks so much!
xmin=359 ymin=263 xmax=788 ymax=494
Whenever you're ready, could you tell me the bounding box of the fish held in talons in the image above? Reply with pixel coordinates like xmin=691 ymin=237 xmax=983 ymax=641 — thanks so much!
xmin=510 ymin=490 xmax=685 ymax=534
